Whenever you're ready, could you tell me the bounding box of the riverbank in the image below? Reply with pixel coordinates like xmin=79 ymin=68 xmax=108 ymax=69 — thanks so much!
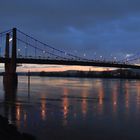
xmin=0 ymin=115 xmax=35 ymax=140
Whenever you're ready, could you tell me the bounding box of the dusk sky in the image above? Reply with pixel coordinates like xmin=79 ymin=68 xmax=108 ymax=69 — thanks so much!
xmin=1 ymin=0 xmax=140 ymax=71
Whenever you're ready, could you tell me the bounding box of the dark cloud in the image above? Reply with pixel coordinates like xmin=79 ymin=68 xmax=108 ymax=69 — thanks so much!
xmin=1 ymin=0 xmax=140 ymax=60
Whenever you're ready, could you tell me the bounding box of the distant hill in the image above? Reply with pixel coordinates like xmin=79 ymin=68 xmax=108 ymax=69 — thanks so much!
xmin=0 ymin=69 xmax=140 ymax=79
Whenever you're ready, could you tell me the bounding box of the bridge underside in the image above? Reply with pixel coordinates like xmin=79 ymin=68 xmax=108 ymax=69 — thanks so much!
xmin=0 ymin=58 xmax=140 ymax=69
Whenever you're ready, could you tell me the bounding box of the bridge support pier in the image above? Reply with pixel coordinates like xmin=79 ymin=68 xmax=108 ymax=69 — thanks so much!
xmin=3 ymin=73 xmax=18 ymax=88
xmin=3 ymin=28 xmax=18 ymax=87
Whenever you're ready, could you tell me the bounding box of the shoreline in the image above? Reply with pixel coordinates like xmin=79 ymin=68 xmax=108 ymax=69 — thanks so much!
xmin=0 ymin=74 xmax=140 ymax=80
xmin=0 ymin=115 xmax=36 ymax=140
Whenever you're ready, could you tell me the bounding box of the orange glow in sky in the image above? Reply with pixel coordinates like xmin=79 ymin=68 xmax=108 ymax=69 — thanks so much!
xmin=17 ymin=64 xmax=114 ymax=72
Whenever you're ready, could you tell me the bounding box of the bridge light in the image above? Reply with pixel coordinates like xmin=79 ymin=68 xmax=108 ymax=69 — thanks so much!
xmin=18 ymin=49 xmax=21 ymax=57
xmin=9 ymin=38 xmax=12 ymax=42
xmin=114 ymin=57 xmax=117 ymax=60
xmin=42 ymin=50 xmax=46 ymax=58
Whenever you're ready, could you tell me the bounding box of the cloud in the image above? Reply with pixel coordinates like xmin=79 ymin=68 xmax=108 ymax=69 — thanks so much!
xmin=1 ymin=0 xmax=140 ymax=61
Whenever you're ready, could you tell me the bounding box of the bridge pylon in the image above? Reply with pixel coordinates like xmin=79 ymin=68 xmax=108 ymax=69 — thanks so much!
xmin=3 ymin=28 xmax=18 ymax=87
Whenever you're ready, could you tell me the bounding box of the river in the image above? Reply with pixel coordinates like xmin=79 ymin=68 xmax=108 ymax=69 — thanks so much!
xmin=0 ymin=76 xmax=140 ymax=140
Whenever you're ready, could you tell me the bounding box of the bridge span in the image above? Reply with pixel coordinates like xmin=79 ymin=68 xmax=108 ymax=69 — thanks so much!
xmin=1 ymin=28 xmax=140 ymax=86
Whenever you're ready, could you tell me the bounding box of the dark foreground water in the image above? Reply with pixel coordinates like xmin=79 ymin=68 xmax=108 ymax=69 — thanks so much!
xmin=0 ymin=77 xmax=140 ymax=140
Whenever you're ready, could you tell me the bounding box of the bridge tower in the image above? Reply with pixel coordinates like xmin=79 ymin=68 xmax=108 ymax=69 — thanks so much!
xmin=3 ymin=28 xmax=18 ymax=86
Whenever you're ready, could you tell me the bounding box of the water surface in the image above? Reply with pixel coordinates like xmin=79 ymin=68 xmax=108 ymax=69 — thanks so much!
xmin=0 ymin=77 xmax=140 ymax=140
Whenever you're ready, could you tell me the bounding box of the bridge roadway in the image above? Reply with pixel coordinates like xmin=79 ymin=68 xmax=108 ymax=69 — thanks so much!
xmin=0 ymin=57 xmax=140 ymax=69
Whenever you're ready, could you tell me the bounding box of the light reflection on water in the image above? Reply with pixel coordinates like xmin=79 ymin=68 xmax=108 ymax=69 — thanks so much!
xmin=0 ymin=77 xmax=140 ymax=139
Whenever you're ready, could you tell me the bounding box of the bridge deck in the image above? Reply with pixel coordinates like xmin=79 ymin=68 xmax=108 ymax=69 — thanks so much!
xmin=0 ymin=57 xmax=140 ymax=69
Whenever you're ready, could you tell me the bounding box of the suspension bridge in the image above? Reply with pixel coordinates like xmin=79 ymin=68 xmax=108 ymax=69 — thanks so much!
xmin=0 ymin=28 xmax=140 ymax=85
